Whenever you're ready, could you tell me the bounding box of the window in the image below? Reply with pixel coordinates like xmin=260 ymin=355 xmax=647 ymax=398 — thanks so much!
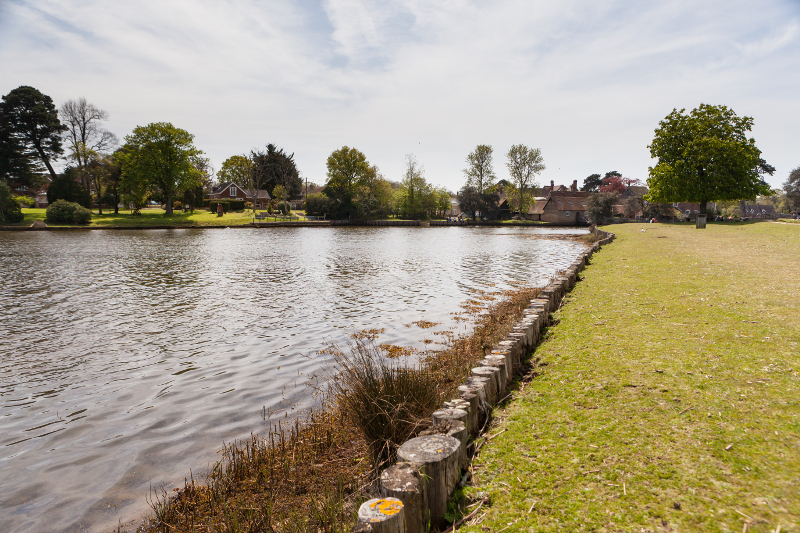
xmin=565 ymin=211 xmax=570 ymax=217
xmin=230 ymin=187 xmax=237 ymax=197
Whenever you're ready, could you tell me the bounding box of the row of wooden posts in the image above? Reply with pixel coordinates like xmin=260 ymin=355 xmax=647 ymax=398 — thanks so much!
xmin=355 ymin=229 xmax=616 ymax=532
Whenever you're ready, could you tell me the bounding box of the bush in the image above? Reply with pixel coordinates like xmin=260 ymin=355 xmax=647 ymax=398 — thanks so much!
xmin=229 ymin=199 xmax=245 ymax=211
xmin=173 ymin=200 xmax=182 ymax=210
xmin=0 ymin=181 xmax=25 ymax=223
xmin=306 ymin=192 xmax=333 ymax=217
xmin=245 ymin=201 xmax=253 ymax=209
xmin=46 ymin=200 xmax=92 ymax=224
xmin=13 ymin=195 xmax=34 ymax=208
xmin=329 ymin=339 xmax=444 ymax=466
xmin=203 ymin=198 xmax=211 ymax=208
xmin=586 ymin=192 xmax=618 ymax=224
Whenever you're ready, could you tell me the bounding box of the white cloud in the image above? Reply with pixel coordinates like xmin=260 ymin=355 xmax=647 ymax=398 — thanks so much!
xmin=1 ymin=0 xmax=798 ymax=190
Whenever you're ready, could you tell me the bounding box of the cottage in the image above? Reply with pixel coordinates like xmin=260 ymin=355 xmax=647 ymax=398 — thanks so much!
xmin=209 ymin=182 xmax=271 ymax=207
xmin=525 ymin=180 xmax=588 ymax=225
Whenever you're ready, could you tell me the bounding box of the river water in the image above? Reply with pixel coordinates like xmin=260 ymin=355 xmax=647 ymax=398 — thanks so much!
xmin=0 ymin=226 xmax=586 ymax=532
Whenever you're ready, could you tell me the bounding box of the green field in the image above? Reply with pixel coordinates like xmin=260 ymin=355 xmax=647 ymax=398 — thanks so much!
xmin=464 ymin=222 xmax=800 ymax=533
xmin=10 ymin=207 xmax=303 ymax=227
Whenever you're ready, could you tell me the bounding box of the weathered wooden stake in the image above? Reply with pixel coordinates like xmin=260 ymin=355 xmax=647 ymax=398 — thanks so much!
xmin=358 ymin=497 xmax=405 ymax=533
xmin=380 ymin=463 xmax=427 ymax=533
xmin=397 ymin=435 xmax=461 ymax=528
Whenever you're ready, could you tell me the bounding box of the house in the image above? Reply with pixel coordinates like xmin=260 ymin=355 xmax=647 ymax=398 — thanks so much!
xmin=526 ymin=180 xmax=588 ymax=225
xmin=739 ymin=201 xmax=777 ymax=219
xmin=210 ymin=182 xmax=271 ymax=207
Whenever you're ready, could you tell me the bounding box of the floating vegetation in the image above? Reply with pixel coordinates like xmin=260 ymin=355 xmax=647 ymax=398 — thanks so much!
xmin=350 ymin=328 xmax=385 ymax=341
xmin=379 ymin=344 xmax=418 ymax=359
xmin=411 ymin=320 xmax=440 ymax=329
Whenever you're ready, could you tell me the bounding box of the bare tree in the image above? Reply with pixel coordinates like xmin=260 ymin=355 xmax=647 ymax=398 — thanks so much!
xmin=506 ymin=144 xmax=545 ymax=216
xmin=60 ymin=98 xmax=118 ymax=189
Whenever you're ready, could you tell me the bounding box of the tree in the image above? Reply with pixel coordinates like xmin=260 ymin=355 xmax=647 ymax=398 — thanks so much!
xmin=457 ymin=186 xmax=482 ymax=221
xmin=506 ymin=144 xmax=545 ymax=215
xmin=250 ymin=144 xmax=301 ymax=199
xmin=217 ymin=155 xmax=252 ymax=187
xmin=0 ymin=117 xmax=40 ymax=188
xmin=47 ymin=168 xmax=92 ymax=208
xmin=464 ymin=145 xmax=496 ymax=193
xmin=600 ymin=175 xmax=642 ymax=194
xmin=305 ymin=192 xmax=333 ymax=217
xmin=646 ymin=104 xmax=772 ymax=214
xmin=354 ymin=165 xmax=393 ymax=218
xmin=398 ymin=154 xmax=429 ymax=219
xmin=622 ymin=195 xmax=644 ymax=218
xmin=643 ymin=201 xmax=674 ymax=220
xmin=585 ymin=192 xmax=618 ymax=224
xmin=581 ymin=174 xmax=602 ymax=193
xmin=119 ymin=122 xmax=204 ymax=215
xmin=324 ymin=146 xmax=371 ymax=219
xmin=0 ymin=86 xmax=66 ymax=180
xmin=783 ymin=167 xmax=800 ymax=214
xmin=60 ymin=98 xmax=117 ymax=190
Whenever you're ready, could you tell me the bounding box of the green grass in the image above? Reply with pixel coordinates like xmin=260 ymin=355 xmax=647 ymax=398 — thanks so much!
xmin=464 ymin=221 xmax=800 ymax=533
xmin=11 ymin=207 xmax=309 ymax=227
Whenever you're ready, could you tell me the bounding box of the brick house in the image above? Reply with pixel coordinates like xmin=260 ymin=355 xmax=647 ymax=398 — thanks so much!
xmin=209 ymin=182 xmax=271 ymax=207
xmin=526 ymin=180 xmax=588 ymax=225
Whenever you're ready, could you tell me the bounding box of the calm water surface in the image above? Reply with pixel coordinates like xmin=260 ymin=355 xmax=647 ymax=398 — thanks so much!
xmin=0 ymin=226 xmax=586 ymax=532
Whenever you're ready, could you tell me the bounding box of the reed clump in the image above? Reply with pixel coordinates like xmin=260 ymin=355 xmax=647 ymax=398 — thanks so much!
xmin=142 ymin=284 xmax=541 ymax=533
xmin=328 ymin=339 xmax=445 ymax=467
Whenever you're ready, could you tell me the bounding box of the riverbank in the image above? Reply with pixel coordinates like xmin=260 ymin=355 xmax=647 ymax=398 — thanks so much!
xmin=2 ymin=208 xmax=563 ymax=230
xmin=463 ymin=222 xmax=800 ymax=532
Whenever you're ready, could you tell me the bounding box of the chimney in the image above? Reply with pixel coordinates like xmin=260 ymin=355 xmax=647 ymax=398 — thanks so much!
xmin=550 ymin=180 xmax=554 ymax=188
xmin=571 ymin=180 xmax=578 ymax=192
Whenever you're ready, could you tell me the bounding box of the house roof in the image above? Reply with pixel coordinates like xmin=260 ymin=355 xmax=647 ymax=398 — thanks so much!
xmin=211 ymin=182 xmax=271 ymax=199
xmin=550 ymin=195 xmax=587 ymax=211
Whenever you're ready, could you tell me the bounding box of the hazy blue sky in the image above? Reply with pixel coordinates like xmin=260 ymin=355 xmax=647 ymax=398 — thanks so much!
xmin=2 ymin=0 xmax=798 ymax=191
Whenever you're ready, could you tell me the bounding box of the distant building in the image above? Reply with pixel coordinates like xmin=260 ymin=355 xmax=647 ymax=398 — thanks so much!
xmin=739 ymin=201 xmax=777 ymax=219
xmin=526 ymin=180 xmax=588 ymax=225
xmin=210 ymin=182 xmax=271 ymax=207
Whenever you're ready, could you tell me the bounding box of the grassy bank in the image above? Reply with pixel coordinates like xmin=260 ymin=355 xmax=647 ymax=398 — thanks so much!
xmin=463 ymin=221 xmax=800 ymax=532
xmin=10 ymin=207 xmax=314 ymax=227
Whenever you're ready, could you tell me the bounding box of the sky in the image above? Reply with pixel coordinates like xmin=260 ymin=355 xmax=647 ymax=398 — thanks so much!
xmin=1 ymin=0 xmax=799 ymax=192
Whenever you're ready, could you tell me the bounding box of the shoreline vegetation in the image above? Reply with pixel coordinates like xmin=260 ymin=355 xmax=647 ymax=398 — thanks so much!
xmin=136 ymin=276 xmax=553 ymax=532
xmin=462 ymin=222 xmax=799 ymax=532
xmin=2 ymin=208 xmax=558 ymax=229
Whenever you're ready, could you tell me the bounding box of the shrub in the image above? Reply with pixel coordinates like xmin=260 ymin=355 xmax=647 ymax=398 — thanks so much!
xmin=173 ymin=200 xmax=182 ymax=210
xmin=46 ymin=200 xmax=92 ymax=224
xmin=13 ymin=195 xmax=34 ymax=208
xmin=245 ymin=201 xmax=253 ymax=209
xmin=0 ymin=181 xmax=25 ymax=223
xmin=328 ymin=339 xmax=444 ymax=466
xmin=306 ymin=192 xmax=333 ymax=217
xmin=229 ymin=199 xmax=246 ymax=211
xmin=586 ymin=192 xmax=618 ymax=224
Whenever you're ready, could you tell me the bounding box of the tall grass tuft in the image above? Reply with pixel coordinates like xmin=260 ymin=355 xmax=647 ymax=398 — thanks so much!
xmin=328 ymin=339 xmax=445 ymax=467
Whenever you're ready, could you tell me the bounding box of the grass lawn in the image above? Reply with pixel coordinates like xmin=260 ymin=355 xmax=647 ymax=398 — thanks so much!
xmin=464 ymin=221 xmax=800 ymax=533
xmin=12 ymin=208 xmax=306 ymax=227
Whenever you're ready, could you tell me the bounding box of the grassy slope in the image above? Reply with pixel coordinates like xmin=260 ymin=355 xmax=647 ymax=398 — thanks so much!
xmin=465 ymin=222 xmax=800 ymax=533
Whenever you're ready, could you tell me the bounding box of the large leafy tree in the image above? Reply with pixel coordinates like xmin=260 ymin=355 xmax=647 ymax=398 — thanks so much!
xmin=398 ymin=154 xmax=430 ymax=219
xmin=505 ymin=144 xmax=545 ymax=215
xmin=785 ymin=166 xmax=800 ymax=213
xmin=119 ymin=122 xmax=204 ymax=215
xmin=457 ymin=186 xmax=482 ymax=221
xmin=217 ymin=155 xmax=252 ymax=187
xmin=581 ymin=173 xmax=602 ymax=193
xmin=0 ymin=86 xmax=66 ymax=181
xmin=646 ymin=104 xmax=771 ymax=214
xmin=324 ymin=146 xmax=371 ymax=218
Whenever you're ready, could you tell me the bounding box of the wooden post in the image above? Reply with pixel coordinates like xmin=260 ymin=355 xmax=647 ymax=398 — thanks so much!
xmin=480 ymin=357 xmax=508 ymax=393
xmin=432 ymin=408 xmax=469 ymax=430
xmin=472 ymin=366 xmax=502 ymax=404
xmin=455 ymin=390 xmax=481 ymax=434
xmin=397 ymin=435 xmax=462 ymax=528
xmin=380 ymin=463 xmax=427 ymax=533
xmin=358 ymin=498 xmax=405 ymax=533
